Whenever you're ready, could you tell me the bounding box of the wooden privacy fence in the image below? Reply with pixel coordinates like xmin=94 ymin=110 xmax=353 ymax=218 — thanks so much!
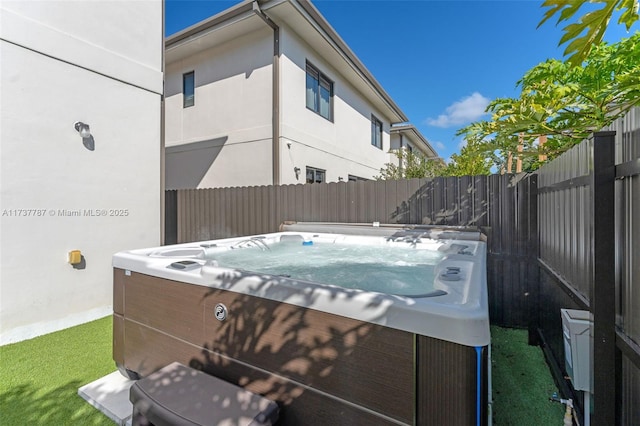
xmin=165 ymin=174 xmax=537 ymax=328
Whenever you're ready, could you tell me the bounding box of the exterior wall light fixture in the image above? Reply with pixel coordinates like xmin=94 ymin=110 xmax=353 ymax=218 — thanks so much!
xmin=74 ymin=122 xmax=91 ymax=138
xmin=74 ymin=121 xmax=95 ymax=151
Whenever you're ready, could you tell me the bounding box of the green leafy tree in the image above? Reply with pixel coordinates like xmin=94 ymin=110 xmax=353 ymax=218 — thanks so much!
xmin=375 ymin=150 xmax=446 ymax=180
xmin=445 ymin=2 xmax=638 ymax=172
xmin=457 ymin=33 xmax=640 ymax=170
xmin=442 ymin=142 xmax=493 ymax=176
xmin=376 ymin=147 xmax=491 ymax=179
xmin=539 ymin=0 xmax=639 ymax=65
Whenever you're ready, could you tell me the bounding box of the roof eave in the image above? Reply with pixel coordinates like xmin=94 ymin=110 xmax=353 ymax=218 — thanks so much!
xmin=165 ymin=0 xmax=255 ymax=49
xmin=391 ymin=125 xmax=439 ymax=158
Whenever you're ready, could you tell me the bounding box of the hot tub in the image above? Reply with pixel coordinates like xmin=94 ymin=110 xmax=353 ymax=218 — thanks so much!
xmin=113 ymin=223 xmax=491 ymax=425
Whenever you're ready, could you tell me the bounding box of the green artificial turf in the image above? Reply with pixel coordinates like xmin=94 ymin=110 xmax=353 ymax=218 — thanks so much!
xmin=491 ymin=326 xmax=565 ymax=425
xmin=0 ymin=316 xmax=114 ymax=425
xmin=1 ymin=317 xmax=565 ymax=425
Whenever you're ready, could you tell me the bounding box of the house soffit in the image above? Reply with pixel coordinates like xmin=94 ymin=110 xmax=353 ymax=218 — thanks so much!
xmin=165 ymin=10 xmax=266 ymax=64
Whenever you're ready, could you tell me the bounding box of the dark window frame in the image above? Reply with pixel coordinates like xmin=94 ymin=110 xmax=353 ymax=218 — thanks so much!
xmin=306 ymin=166 xmax=326 ymax=184
xmin=305 ymin=61 xmax=334 ymax=121
xmin=348 ymin=175 xmax=369 ymax=182
xmin=371 ymin=114 xmax=383 ymax=149
xmin=183 ymin=71 xmax=195 ymax=108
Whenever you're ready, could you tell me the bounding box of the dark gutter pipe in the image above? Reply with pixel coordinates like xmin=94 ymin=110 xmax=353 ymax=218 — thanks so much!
xmin=160 ymin=0 xmax=166 ymax=244
xmin=399 ymin=133 xmax=404 ymax=174
xmin=252 ymin=1 xmax=280 ymax=186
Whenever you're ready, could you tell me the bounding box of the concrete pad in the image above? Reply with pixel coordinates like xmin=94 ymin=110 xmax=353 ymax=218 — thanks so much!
xmin=78 ymin=371 xmax=135 ymax=426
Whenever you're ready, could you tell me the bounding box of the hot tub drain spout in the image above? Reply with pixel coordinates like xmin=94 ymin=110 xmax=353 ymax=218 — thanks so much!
xmin=550 ymin=393 xmax=578 ymax=426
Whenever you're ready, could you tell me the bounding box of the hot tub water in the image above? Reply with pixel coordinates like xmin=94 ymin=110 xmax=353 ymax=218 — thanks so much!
xmin=203 ymin=240 xmax=445 ymax=297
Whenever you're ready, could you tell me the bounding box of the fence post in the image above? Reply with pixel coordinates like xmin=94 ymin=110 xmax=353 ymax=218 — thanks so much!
xmin=164 ymin=190 xmax=178 ymax=245
xmin=591 ymin=131 xmax=617 ymax=425
xmin=526 ymin=174 xmax=540 ymax=346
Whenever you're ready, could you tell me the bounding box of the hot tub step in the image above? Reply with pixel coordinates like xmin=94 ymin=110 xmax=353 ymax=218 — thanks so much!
xmin=130 ymin=362 xmax=279 ymax=426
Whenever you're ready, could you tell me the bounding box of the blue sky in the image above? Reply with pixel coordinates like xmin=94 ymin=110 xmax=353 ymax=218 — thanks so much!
xmin=165 ymin=0 xmax=639 ymax=161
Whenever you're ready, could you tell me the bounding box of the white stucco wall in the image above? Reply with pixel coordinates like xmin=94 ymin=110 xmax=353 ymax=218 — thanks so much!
xmin=278 ymin=26 xmax=392 ymax=184
xmin=164 ymin=28 xmax=274 ymax=189
xmin=0 ymin=1 xmax=163 ymax=344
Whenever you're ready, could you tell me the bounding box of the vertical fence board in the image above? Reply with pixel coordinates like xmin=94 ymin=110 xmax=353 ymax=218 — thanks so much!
xmin=458 ymin=176 xmax=471 ymax=225
xmin=348 ymin=182 xmax=357 ymax=222
xmin=164 ymin=190 xmax=178 ymax=245
xmin=424 ymin=178 xmax=436 ymax=225
xmin=488 ymin=174 xmax=502 ymax=255
xmin=356 ymin=181 xmax=367 ymax=222
xmin=377 ymin=180 xmax=390 ymax=222
xmin=408 ymin=179 xmax=421 ymax=222
xmin=474 ymin=176 xmax=488 ymax=227
xmin=392 ymin=180 xmax=408 ymax=224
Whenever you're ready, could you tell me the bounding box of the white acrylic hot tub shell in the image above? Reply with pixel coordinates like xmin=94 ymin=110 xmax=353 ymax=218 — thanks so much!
xmin=113 ymin=231 xmax=490 ymax=347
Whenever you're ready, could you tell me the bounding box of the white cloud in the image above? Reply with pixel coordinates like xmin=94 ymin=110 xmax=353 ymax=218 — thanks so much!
xmin=425 ymin=92 xmax=490 ymax=128
xmin=433 ymin=141 xmax=446 ymax=151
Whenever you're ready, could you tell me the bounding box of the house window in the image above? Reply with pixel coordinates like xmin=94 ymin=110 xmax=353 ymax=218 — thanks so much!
xmin=371 ymin=115 xmax=383 ymax=149
xmin=306 ymin=166 xmax=326 ymax=184
xmin=305 ymin=62 xmax=333 ymax=121
xmin=348 ymin=175 xmax=369 ymax=182
xmin=183 ymin=71 xmax=195 ymax=108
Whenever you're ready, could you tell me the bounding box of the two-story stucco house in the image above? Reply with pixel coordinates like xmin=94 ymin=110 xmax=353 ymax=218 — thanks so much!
xmin=165 ymin=0 xmax=438 ymax=189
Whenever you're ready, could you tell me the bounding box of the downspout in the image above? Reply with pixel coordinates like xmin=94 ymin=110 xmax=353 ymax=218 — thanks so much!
xmin=160 ymin=0 xmax=166 ymax=244
xmin=252 ymin=1 xmax=280 ymax=185
xmin=399 ymin=133 xmax=404 ymax=175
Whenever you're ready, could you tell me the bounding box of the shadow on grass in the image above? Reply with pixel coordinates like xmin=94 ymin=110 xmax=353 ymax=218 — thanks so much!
xmin=1 ymin=381 xmax=112 ymax=425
